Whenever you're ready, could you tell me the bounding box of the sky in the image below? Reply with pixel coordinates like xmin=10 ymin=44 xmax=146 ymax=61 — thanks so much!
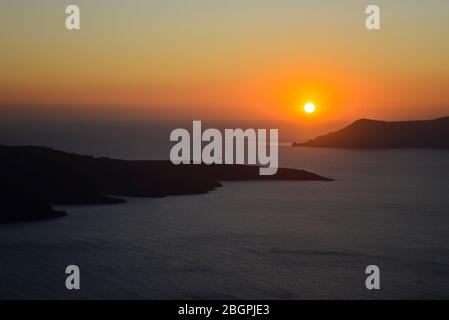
xmin=1 ymin=0 xmax=449 ymax=122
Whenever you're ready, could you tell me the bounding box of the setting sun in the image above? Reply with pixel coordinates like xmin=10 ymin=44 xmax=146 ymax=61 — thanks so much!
xmin=304 ymin=102 xmax=316 ymax=114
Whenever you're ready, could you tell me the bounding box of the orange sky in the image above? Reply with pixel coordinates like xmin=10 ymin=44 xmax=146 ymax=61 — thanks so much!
xmin=1 ymin=0 xmax=449 ymax=122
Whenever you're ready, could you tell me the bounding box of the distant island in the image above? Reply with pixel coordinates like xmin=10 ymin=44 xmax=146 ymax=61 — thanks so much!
xmin=0 ymin=145 xmax=331 ymax=223
xmin=293 ymin=117 xmax=449 ymax=148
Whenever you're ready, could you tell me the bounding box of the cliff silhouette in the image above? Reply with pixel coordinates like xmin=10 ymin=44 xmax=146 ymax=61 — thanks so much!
xmin=293 ymin=117 xmax=449 ymax=148
xmin=0 ymin=145 xmax=331 ymax=223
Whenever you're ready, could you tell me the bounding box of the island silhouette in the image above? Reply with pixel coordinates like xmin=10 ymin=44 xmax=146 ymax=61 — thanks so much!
xmin=0 ymin=145 xmax=331 ymax=223
xmin=293 ymin=116 xmax=449 ymax=148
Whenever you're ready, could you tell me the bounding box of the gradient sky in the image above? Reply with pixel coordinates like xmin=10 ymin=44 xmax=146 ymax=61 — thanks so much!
xmin=1 ymin=0 xmax=449 ymax=121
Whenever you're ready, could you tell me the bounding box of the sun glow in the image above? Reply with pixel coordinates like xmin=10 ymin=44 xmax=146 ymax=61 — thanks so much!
xmin=304 ymin=102 xmax=316 ymax=114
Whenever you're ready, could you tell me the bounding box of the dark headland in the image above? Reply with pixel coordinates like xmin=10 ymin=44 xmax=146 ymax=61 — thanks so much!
xmin=0 ymin=145 xmax=331 ymax=223
xmin=293 ymin=116 xmax=449 ymax=148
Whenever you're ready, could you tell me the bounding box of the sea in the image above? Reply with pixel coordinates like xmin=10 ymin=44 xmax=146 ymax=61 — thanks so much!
xmin=0 ymin=121 xmax=448 ymax=299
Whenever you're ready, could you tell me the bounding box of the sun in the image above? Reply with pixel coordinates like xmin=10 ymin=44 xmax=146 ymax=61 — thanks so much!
xmin=304 ymin=102 xmax=316 ymax=114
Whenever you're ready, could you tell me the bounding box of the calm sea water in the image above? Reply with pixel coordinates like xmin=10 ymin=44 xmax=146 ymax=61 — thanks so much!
xmin=1 ymin=146 xmax=449 ymax=299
